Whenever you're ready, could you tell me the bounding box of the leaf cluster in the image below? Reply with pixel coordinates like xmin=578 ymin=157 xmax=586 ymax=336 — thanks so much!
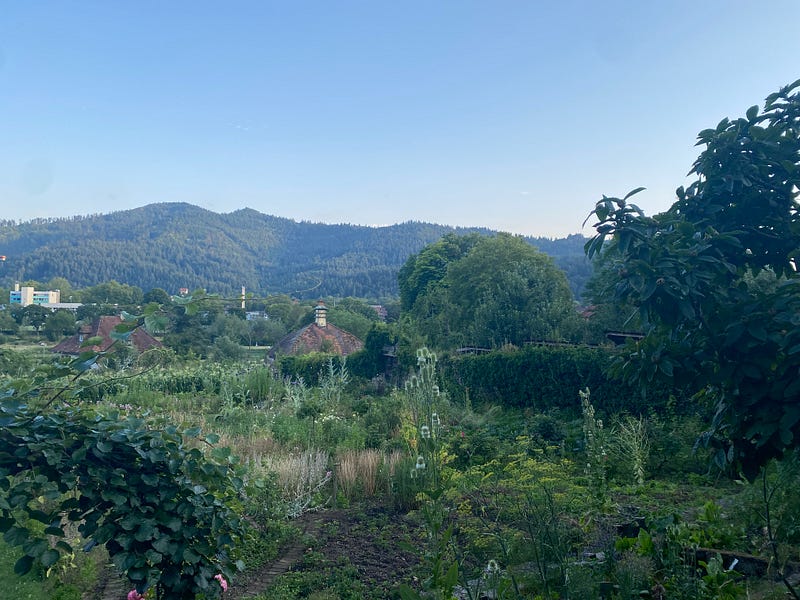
xmin=584 ymin=80 xmax=800 ymax=478
xmin=0 ymin=305 xmax=247 ymax=598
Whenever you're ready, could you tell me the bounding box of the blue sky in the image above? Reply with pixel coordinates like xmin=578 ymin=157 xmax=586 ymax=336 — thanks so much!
xmin=1 ymin=1 xmax=798 ymax=237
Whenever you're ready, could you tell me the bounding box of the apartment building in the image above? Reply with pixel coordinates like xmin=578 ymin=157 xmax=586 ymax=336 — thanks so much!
xmin=9 ymin=284 xmax=61 ymax=307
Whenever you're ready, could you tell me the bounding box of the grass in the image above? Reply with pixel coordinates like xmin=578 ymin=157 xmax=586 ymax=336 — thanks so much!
xmin=0 ymin=539 xmax=52 ymax=600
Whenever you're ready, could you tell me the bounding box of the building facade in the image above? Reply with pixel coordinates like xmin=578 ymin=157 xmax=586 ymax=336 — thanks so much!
xmin=9 ymin=284 xmax=61 ymax=307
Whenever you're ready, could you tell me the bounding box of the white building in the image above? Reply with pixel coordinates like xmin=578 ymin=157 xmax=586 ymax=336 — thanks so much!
xmin=9 ymin=284 xmax=60 ymax=307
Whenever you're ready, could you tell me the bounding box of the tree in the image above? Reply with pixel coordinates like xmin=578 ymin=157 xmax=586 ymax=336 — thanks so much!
xmin=398 ymin=233 xmax=482 ymax=312
xmin=43 ymin=309 xmax=76 ymax=341
xmin=585 ymin=80 xmax=800 ymax=479
xmin=22 ymin=304 xmax=49 ymax=334
xmin=0 ymin=311 xmax=19 ymax=335
xmin=81 ymin=281 xmax=144 ymax=306
xmin=143 ymin=287 xmax=172 ymax=305
xmin=401 ymin=234 xmax=580 ymax=349
xmin=445 ymin=234 xmax=580 ymax=347
xmin=46 ymin=277 xmax=74 ymax=300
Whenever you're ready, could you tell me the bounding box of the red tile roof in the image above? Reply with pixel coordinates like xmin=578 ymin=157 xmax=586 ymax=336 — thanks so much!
xmin=51 ymin=316 xmax=163 ymax=355
xmin=269 ymin=322 xmax=363 ymax=358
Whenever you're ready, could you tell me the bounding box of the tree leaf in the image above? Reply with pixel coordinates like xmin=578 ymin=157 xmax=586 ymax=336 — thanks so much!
xmin=4 ymin=526 xmax=29 ymax=546
xmin=624 ymin=187 xmax=646 ymax=201
xmin=40 ymin=548 xmax=61 ymax=568
xmin=14 ymin=554 xmax=34 ymax=575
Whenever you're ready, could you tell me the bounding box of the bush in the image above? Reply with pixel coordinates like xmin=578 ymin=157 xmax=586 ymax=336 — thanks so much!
xmin=439 ymin=345 xmax=678 ymax=414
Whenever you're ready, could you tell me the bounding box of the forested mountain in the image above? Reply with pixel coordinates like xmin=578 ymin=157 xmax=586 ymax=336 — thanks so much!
xmin=0 ymin=203 xmax=591 ymax=299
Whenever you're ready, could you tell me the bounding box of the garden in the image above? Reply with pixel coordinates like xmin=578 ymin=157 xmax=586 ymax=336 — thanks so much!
xmin=0 ymin=339 xmax=798 ymax=599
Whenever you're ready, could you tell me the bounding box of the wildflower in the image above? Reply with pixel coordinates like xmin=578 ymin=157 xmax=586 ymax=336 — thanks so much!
xmin=420 ymin=425 xmax=431 ymax=439
xmin=127 ymin=591 xmax=145 ymax=600
xmin=431 ymin=412 xmax=440 ymax=427
xmin=415 ymin=455 xmax=426 ymax=470
xmin=215 ymin=573 xmax=229 ymax=592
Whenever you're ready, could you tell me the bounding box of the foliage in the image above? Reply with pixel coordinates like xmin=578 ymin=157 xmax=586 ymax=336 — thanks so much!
xmin=611 ymin=413 xmax=650 ymax=488
xmin=0 ymin=401 xmax=246 ymax=599
xmin=43 ymin=310 xmax=77 ymax=342
xmin=22 ymin=304 xmax=49 ymax=333
xmin=400 ymin=233 xmax=582 ymax=349
xmin=276 ymin=353 xmax=341 ymax=386
xmin=79 ymin=280 xmax=144 ymax=306
xmin=0 ymin=306 xmax=248 ymax=599
xmin=585 ymin=81 xmax=800 ymax=478
xmin=397 ymin=349 xmax=458 ymax=600
xmin=581 ymin=388 xmax=609 ymax=507
xmin=439 ymin=344 xmax=664 ymax=414
xmin=0 ymin=204 xmax=588 ymax=301
xmin=347 ymin=323 xmax=396 ymax=380
xmin=398 ymin=233 xmax=483 ymax=312
xmin=444 ymin=445 xmax=585 ymax=598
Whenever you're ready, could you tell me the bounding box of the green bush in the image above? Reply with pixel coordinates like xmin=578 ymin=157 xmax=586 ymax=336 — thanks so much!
xmin=276 ymin=353 xmax=334 ymax=385
xmin=243 ymin=366 xmax=282 ymax=405
xmin=0 ymin=401 xmax=246 ymax=599
xmin=439 ymin=345 xmax=678 ymax=414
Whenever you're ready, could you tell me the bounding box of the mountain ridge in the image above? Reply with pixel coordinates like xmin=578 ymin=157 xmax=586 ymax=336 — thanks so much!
xmin=0 ymin=203 xmax=591 ymax=299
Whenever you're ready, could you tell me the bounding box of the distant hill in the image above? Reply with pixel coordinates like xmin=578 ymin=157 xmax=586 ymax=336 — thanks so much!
xmin=0 ymin=203 xmax=592 ymax=299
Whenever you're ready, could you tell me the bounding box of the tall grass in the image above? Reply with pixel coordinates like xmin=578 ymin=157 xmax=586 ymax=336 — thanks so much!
xmin=250 ymin=449 xmax=331 ymax=517
xmin=336 ymin=449 xmax=400 ymax=501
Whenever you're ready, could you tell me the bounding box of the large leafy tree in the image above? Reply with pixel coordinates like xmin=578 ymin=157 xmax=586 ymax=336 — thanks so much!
xmin=401 ymin=233 xmax=579 ymax=349
xmin=585 ymin=80 xmax=800 ymax=477
xmin=398 ymin=233 xmax=482 ymax=313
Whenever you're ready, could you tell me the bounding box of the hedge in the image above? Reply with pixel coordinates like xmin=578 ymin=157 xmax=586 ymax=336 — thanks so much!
xmin=438 ymin=345 xmax=675 ymax=415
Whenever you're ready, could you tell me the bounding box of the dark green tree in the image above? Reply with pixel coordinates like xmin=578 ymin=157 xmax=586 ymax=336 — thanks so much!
xmin=143 ymin=287 xmax=172 ymax=305
xmin=81 ymin=281 xmax=144 ymax=306
xmin=401 ymin=234 xmax=580 ymax=349
xmin=398 ymin=233 xmax=482 ymax=312
xmin=22 ymin=304 xmax=49 ymax=334
xmin=43 ymin=309 xmax=77 ymax=341
xmin=0 ymin=311 xmax=19 ymax=335
xmin=585 ymin=80 xmax=800 ymax=478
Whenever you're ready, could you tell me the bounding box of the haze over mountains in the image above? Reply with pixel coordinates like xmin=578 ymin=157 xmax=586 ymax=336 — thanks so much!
xmin=0 ymin=203 xmax=591 ymax=299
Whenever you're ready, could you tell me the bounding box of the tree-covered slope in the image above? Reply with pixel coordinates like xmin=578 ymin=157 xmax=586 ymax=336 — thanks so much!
xmin=0 ymin=203 xmax=590 ymax=298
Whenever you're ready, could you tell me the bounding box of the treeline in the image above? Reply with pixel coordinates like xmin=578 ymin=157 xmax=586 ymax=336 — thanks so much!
xmin=0 ymin=203 xmax=591 ymax=299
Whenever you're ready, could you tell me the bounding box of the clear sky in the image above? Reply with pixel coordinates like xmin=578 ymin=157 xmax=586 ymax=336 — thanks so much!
xmin=1 ymin=1 xmax=798 ymax=237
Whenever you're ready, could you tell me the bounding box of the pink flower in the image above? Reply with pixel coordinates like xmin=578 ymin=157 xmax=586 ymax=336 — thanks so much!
xmin=127 ymin=591 xmax=145 ymax=600
xmin=215 ymin=573 xmax=229 ymax=592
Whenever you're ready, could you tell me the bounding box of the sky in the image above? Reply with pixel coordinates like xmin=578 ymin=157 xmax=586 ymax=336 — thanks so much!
xmin=1 ymin=1 xmax=799 ymax=238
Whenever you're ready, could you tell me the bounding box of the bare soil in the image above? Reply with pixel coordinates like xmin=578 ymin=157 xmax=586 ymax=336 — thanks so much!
xmin=228 ymin=502 xmax=420 ymax=599
xmin=92 ymin=502 xmax=419 ymax=599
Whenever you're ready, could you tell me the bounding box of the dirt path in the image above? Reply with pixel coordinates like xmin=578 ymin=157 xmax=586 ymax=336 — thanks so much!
xmin=88 ymin=503 xmax=418 ymax=599
xmin=93 ymin=567 xmax=128 ymax=600
xmin=226 ymin=511 xmax=325 ymax=599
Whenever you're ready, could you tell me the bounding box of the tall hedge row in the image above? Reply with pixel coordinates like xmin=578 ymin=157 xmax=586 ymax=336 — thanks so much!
xmin=438 ymin=345 xmax=669 ymax=415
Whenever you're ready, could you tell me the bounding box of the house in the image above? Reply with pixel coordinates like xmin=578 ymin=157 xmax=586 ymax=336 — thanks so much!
xmin=268 ymin=301 xmax=363 ymax=358
xmin=51 ymin=315 xmax=163 ymax=355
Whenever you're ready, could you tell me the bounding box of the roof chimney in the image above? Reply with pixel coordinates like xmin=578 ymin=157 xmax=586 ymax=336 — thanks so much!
xmin=314 ymin=300 xmax=328 ymax=327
